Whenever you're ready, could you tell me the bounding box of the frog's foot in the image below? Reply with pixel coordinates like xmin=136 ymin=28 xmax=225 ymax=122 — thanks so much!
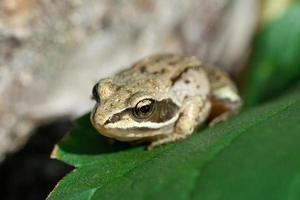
xmin=147 ymin=134 xmax=188 ymax=150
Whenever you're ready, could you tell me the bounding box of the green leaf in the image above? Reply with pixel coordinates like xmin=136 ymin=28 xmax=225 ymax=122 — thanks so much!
xmin=48 ymin=86 xmax=300 ymax=200
xmin=243 ymin=4 xmax=300 ymax=106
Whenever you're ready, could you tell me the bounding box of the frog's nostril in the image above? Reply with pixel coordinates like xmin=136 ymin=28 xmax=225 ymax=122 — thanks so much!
xmin=105 ymin=114 xmax=121 ymax=124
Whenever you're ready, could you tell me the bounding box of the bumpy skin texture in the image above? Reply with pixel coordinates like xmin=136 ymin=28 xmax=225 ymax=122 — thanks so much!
xmin=91 ymin=54 xmax=242 ymax=149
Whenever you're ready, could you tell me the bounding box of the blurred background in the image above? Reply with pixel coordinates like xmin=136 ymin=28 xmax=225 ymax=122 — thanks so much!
xmin=0 ymin=0 xmax=300 ymax=199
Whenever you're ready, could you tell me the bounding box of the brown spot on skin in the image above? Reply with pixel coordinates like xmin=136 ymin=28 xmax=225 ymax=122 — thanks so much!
xmin=140 ymin=66 xmax=147 ymax=73
xmin=171 ymin=67 xmax=191 ymax=86
xmin=184 ymin=80 xmax=190 ymax=84
xmin=196 ymin=85 xmax=200 ymax=89
xmin=114 ymin=85 xmax=121 ymax=92
xmin=161 ymin=68 xmax=166 ymax=74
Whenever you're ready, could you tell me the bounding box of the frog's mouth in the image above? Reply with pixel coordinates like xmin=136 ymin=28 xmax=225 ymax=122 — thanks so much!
xmin=90 ymin=115 xmax=174 ymax=142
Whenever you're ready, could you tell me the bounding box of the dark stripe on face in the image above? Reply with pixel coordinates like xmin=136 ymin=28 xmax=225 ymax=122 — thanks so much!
xmin=146 ymin=98 xmax=179 ymax=123
xmin=105 ymin=98 xmax=179 ymax=124
xmin=171 ymin=67 xmax=192 ymax=86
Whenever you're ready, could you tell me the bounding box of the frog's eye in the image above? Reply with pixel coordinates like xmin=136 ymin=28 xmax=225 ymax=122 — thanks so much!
xmin=133 ymin=99 xmax=156 ymax=119
xmin=92 ymin=83 xmax=100 ymax=103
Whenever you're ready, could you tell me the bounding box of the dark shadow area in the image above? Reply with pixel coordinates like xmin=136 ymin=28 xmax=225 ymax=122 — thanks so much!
xmin=58 ymin=113 xmax=137 ymax=156
xmin=0 ymin=119 xmax=74 ymax=200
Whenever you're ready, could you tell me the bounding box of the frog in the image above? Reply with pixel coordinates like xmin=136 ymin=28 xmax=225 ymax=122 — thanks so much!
xmin=90 ymin=54 xmax=242 ymax=150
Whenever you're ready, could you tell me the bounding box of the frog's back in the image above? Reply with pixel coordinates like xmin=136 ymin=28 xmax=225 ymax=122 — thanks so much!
xmin=131 ymin=54 xmax=202 ymax=81
xmin=129 ymin=54 xmax=210 ymax=102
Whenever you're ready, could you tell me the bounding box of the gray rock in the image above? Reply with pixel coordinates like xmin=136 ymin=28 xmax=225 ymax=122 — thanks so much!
xmin=0 ymin=0 xmax=259 ymax=160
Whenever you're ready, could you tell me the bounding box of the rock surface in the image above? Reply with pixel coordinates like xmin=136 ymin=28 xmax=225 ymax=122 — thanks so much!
xmin=0 ymin=0 xmax=259 ymax=160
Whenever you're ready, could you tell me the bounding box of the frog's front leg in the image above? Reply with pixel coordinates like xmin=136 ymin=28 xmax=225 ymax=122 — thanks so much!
xmin=148 ymin=96 xmax=211 ymax=150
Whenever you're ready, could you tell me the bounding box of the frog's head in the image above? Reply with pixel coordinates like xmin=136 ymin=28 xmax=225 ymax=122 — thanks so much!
xmin=90 ymin=76 xmax=180 ymax=141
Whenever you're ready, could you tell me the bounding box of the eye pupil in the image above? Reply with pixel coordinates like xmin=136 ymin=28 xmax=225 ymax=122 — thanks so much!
xmin=133 ymin=99 xmax=156 ymax=119
xmin=140 ymin=105 xmax=150 ymax=113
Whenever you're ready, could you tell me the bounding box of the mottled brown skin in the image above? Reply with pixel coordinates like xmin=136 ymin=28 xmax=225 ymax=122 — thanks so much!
xmin=91 ymin=54 xmax=242 ymax=149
